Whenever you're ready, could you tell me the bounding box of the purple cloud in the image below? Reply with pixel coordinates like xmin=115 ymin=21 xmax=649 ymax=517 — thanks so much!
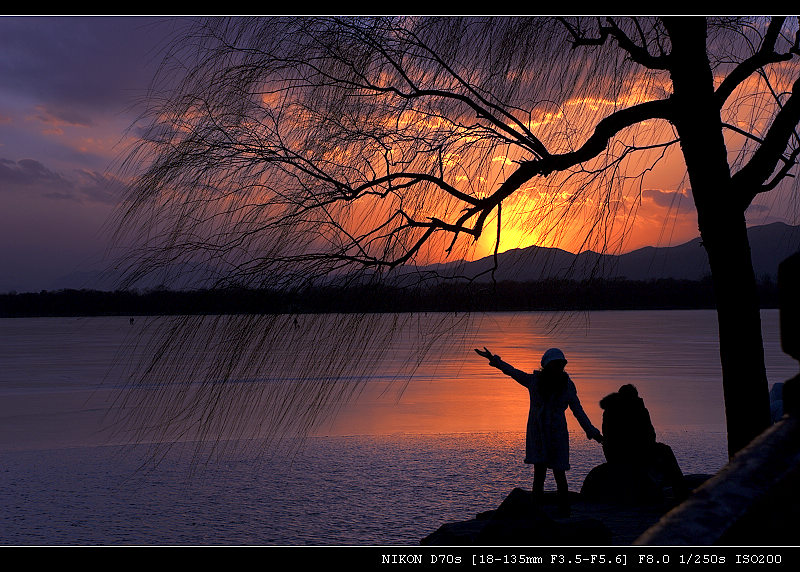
xmin=0 ymin=158 xmax=73 ymax=191
xmin=641 ymin=188 xmax=694 ymax=213
xmin=0 ymin=157 xmax=124 ymax=204
xmin=0 ymin=16 xmax=170 ymax=112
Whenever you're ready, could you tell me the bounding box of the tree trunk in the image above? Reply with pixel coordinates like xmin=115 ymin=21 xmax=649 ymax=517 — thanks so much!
xmin=701 ymin=215 xmax=772 ymax=457
xmin=665 ymin=18 xmax=772 ymax=457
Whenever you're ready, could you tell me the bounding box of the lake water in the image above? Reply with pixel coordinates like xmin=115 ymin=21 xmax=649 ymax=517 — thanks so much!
xmin=0 ymin=310 xmax=796 ymax=545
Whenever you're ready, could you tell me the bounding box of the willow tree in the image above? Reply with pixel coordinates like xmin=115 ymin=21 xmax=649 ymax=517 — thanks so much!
xmin=111 ymin=16 xmax=800 ymax=459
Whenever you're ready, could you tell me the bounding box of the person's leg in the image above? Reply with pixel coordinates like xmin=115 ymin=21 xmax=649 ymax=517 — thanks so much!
xmin=553 ymin=469 xmax=570 ymax=517
xmin=532 ymin=463 xmax=546 ymax=505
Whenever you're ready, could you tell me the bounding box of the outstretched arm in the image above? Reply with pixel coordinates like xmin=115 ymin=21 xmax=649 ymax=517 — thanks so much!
xmin=474 ymin=347 xmax=531 ymax=386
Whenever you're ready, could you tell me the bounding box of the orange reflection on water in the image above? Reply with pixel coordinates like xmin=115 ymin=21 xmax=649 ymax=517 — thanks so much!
xmin=317 ymin=310 xmax=796 ymax=439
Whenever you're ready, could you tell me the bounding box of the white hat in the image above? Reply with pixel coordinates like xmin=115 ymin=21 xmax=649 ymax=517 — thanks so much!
xmin=541 ymin=347 xmax=567 ymax=368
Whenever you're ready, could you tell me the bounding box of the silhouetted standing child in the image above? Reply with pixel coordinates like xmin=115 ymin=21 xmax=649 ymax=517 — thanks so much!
xmin=475 ymin=346 xmax=602 ymax=517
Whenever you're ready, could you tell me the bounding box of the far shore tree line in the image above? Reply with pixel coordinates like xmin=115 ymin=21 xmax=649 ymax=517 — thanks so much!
xmin=0 ymin=276 xmax=781 ymax=318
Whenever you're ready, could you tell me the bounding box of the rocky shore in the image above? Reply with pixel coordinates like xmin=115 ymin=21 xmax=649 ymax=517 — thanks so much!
xmin=422 ymin=382 xmax=713 ymax=547
xmin=421 ymin=475 xmax=712 ymax=546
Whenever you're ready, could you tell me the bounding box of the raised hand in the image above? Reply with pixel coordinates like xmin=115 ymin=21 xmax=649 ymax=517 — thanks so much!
xmin=474 ymin=347 xmax=494 ymax=360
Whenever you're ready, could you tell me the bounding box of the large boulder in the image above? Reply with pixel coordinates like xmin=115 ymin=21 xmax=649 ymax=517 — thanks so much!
xmin=581 ymin=462 xmax=662 ymax=504
xmin=421 ymin=488 xmax=611 ymax=546
xmin=582 ymin=442 xmax=688 ymax=505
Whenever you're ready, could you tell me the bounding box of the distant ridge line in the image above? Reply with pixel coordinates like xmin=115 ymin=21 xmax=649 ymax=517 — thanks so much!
xmin=419 ymin=222 xmax=800 ymax=284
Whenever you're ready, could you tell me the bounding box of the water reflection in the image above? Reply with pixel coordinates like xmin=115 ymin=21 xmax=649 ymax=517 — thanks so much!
xmin=321 ymin=310 xmax=797 ymax=437
xmin=0 ymin=310 xmax=795 ymax=452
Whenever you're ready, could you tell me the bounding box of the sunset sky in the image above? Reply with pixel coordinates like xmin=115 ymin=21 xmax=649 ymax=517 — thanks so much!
xmin=1 ymin=16 xmax=796 ymax=294
xmin=0 ymin=16 xmax=172 ymax=293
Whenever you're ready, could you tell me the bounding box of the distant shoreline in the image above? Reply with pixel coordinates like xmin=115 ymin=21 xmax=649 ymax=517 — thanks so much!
xmin=0 ymin=277 xmax=779 ymax=318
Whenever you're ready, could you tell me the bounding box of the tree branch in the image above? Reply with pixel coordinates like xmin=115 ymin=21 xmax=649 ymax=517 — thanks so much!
xmin=547 ymin=98 xmax=673 ymax=172
xmin=715 ymin=17 xmax=795 ymax=107
xmin=732 ymin=74 xmax=800 ymax=206
xmin=558 ymin=16 xmax=670 ymax=69
xmin=605 ymin=17 xmax=671 ymax=69
xmin=444 ymin=98 xmax=676 ymax=247
xmin=758 ymin=145 xmax=800 ymax=194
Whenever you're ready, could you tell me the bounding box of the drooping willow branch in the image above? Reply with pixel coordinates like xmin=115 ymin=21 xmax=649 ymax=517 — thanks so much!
xmin=105 ymin=17 xmax=800 ymax=466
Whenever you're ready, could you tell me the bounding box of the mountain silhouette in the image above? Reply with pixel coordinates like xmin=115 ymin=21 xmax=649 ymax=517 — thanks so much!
xmin=8 ymin=222 xmax=796 ymax=315
xmin=39 ymin=222 xmax=800 ymax=294
xmin=421 ymin=222 xmax=800 ymax=283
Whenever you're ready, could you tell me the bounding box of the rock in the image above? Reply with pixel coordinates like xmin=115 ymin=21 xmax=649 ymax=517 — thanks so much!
xmin=581 ymin=462 xmax=663 ymax=504
xmin=420 ymin=469 xmax=714 ymax=545
xmin=476 ymin=512 xmax=611 ymax=546
xmin=783 ymin=374 xmax=800 ymax=417
xmin=421 ymin=488 xmax=611 ymax=546
xmin=581 ymin=442 xmax=690 ymax=506
xmin=683 ymin=473 xmax=713 ymax=492
xmin=420 ymin=518 xmax=488 ymax=546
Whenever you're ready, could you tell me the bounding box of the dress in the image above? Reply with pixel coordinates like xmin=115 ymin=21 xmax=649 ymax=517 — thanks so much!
xmin=492 ymin=357 xmax=599 ymax=470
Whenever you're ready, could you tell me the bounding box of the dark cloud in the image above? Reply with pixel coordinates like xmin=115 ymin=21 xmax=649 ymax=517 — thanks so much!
xmin=41 ymin=190 xmax=79 ymax=202
xmin=0 ymin=157 xmax=73 ymax=191
xmin=0 ymin=16 xmax=174 ymax=113
xmin=0 ymin=157 xmax=123 ymax=204
xmin=32 ymin=105 xmax=95 ymax=129
xmin=641 ymin=188 xmax=694 ymax=213
xmin=0 ymin=17 xmax=182 ymax=292
xmin=73 ymin=168 xmax=126 ymax=204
